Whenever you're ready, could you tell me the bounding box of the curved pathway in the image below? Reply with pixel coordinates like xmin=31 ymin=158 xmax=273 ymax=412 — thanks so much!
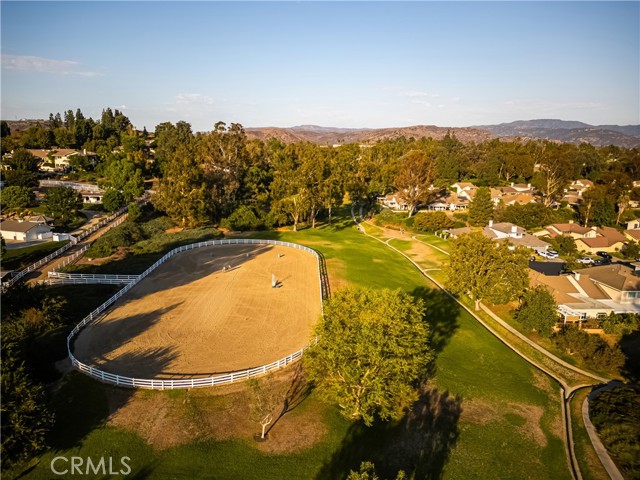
xmin=350 ymin=204 xmax=622 ymax=480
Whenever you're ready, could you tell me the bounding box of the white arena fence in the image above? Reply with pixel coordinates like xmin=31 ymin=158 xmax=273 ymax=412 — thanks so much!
xmin=67 ymin=238 xmax=327 ymax=389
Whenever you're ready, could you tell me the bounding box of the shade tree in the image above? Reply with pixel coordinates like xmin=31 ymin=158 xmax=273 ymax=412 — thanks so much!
xmin=304 ymin=287 xmax=433 ymax=426
xmin=444 ymin=232 xmax=529 ymax=310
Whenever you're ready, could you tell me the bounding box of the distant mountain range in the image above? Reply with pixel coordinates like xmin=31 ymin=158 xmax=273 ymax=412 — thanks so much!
xmin=244 ymin=119 xmax=640 ymax=148
xmin=245 ymin=124 xmax=494 ymax=145
xmin=472 ymin=119 xmax=640 ymax=148
xmin=5 ymin=118 xmax=639 ymax=148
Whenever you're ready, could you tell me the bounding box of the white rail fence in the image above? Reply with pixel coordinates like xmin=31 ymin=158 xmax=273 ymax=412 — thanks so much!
xmin=2 ymin=208 xmax=128 ymax=290
xmin=67 ymin=238 xmax=326 ymax=389
xmin=47 ymin=272 xmax=139 ymax=285
xmin=75 ymin=207 xmax=127 ymax=242
xmin=40 ymin=180 xmax=104 ymax=193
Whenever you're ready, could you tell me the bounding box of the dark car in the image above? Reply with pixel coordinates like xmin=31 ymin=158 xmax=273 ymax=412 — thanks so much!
xmin=593 ymin=258 xmax=612 ymax=266
xmin=596 ymin=251 xmax=612 ymax=259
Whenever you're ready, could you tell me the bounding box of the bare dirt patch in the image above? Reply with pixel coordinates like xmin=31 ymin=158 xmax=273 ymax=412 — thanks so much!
xmin=508 ymin=403 xmax=547 ymax=447
xmin=107 ymin=366 xmax=327 ymax=453
xmin=461 ymin=399 xmax=548 ymax=447
xmin=73 ymin=244 xmax=321 ymax=378
xmin=459 ymin=399 xmax=501 ymax=425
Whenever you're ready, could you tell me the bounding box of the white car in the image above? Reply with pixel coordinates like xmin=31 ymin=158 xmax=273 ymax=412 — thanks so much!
xmin=541 ymin=250 xmax=559 ymax=259
xmin=577 ymin=257 xmax=594 ymax=264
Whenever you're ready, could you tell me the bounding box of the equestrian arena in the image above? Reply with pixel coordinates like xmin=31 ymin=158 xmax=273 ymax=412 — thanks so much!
xmin=71 ymin=240 xmax=323 ymax=386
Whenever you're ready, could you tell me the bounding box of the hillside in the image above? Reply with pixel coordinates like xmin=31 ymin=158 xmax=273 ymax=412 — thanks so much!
xmin=245 ymin=124 xmax=494 ymax=145
xmin=474 ymin=119 xmax=640 ymax=148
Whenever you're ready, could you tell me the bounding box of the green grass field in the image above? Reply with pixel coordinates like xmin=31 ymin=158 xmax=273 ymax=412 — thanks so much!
xmin=8 ymin=211 xmax=571 ymax=480
xmin=1 ymin=240 xmax=68 ymax=271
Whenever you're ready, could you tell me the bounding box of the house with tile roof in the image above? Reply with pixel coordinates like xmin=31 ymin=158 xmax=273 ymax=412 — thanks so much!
xmin=534 ymin=222 xmax=598 ymax=239
xmin=451 ymin=182 xmax=477 ymax=202
xmin=574 ymin=226 xmax=627 ymax=254
xmin=444 ymin=221 xmax=550 ymax=254
xmin=624 ymin=219 xmax=640 ymax=242
xmin=531 ymin=263 xmax=640 ymax=323
xmin=427 ymin=191 xmax=468 ymax=211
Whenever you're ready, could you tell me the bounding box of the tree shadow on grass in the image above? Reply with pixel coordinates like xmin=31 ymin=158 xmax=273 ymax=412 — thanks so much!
xmin=48 ymin=343 xmax=179 ymax=452
xmin=411 ymin=286 xmax=461 ymax=356
xmin=315 ymin=386 xmax=463 ymax=480
xmin=265 ymin=362 xmax=313 ymax=437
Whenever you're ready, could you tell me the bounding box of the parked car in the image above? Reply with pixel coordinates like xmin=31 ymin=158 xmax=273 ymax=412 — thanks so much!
xmin=593 ymin=257 xmax=612 ymax=266
xmin=577 ymin=257 xmax=594 ymax=264
xmin=596 ymin=251 xmax=612 ymax=259
xmin=540 ymin=250 xmax=559 ymax=259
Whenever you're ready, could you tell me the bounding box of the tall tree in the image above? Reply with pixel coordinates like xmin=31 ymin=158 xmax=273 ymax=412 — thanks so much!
xmin=393 ymin=150 xmax=436 ymax=217
xmin=198 ymin=121 xmax=248 ymax=219
xmin=2 ymin=186 xmax=35 ymax=210
xmin=42 ymin=186 xmax=83 ymax=227
xmin=152 ymin=143 xmax=210 ymax=227
xmin=4 ymin=149 xmax=40 ymax=187
xmin=444 ymin=232 xmax=529 ymax=310
xmin=468 ymin=186 xmax=494 ymax=226
xmin=304 ymin=287 xmax=433 ymax=426
xmin=515 ymin=286 xmax=558 ymax=337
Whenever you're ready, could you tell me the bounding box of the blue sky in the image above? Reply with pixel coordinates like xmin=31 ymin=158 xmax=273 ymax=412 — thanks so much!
xmin=1 ymin=1 xmax=639 ymax=131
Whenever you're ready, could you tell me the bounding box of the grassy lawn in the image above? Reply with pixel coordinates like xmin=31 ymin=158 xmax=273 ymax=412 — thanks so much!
xmin=1 ymin=240 xmax=68 ymax=271
xmin=569 ymin=388 xmax=610 ymax=480
xmin=10 ymin=211 xmax=571 ymax=480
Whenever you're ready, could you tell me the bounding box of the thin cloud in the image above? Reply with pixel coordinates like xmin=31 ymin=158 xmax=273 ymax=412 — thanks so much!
xmin=403 ymin=90 xmax=440 ymax=99
xmin=1 ymin=54 xmax=102 ymax=77
xmin=175 ymin=93 xmax=215 ymax=105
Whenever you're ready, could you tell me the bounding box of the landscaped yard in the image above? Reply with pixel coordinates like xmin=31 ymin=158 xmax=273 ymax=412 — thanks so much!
xmin=9 ymin=211 xmax=572 ymax=479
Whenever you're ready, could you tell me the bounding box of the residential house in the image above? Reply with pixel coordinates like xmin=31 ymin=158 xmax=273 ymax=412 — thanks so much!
xmin=378 ymin=193 xmax=409 ymax=211
xmin=501 ymin=193 xmax=537 ymax=206
xmin=427 ymin=191 xmax=468 ymax=211
xmin=530 ymin=264 xmax=640 ymax=323
xmin=26 ymin=149 xmax=96 ymax=172
xmin=625 ymin=219 xmax=640 ymax=242
xmin=23 ymin=215 xmax=53 ymax=225
xmin=560 ymin=179 xmax=594 ymax=206
xmin=534 ymin=222 xmax=597 ymax=240
xmin=444 ymin=220 xmax=550 ymax=254
xmin=0 ymin=219 xmax=52 ymax=242
xmin=451 ymin=182 xmax=477 ymax=202
xmin=574 ymin=226 xmax=627 ymax=254
xmin=483 ymin=221 xmax=551 ymax=254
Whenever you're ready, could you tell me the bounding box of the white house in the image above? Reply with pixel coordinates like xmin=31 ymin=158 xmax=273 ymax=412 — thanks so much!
xmin=0 ymin=220 xmax=52 ymax=242
xmin=531 ymin=264 xmax=640 ymax=323
xmin=451 ymin=182 xmax=477 ymax=202
xmin=377 ymin=193 xmax=409 ymax=211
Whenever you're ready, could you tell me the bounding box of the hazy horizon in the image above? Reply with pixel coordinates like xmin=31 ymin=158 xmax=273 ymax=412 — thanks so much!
xmin=2 ymin=2 xmax=638 ymax=131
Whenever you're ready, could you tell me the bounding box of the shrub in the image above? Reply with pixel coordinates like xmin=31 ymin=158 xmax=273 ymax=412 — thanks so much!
xmin=85 ymin=222 xmax=144 ymax=258
xmin=552 ymin=327 xmax=625 ymax=373
xmin=102 ymin=188 xmax=125 ymax=212
xmin=413 ymin=211 xmax=454 ymax=232
xmin=601 ymin=313 xmax=640 ymax=336
xmin=220 ymin=205 xmax=264 ymax=232
xmin=373 ymin=210 xmax=410 ymax=230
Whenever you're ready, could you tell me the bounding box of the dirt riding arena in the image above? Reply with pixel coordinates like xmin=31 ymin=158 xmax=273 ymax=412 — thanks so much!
xmin=73 ymin=244 xmax=322 ymax=379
